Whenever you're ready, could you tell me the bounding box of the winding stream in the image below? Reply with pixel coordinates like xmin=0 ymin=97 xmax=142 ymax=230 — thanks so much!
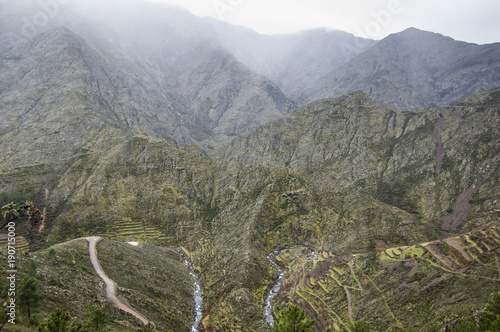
xmin=264 ymin=246 xmax=318 ymax=326
xmin=181 ymin=253 xmax=203 ymax=332
xmin=264 ymin=251 xmax=285 ymax=326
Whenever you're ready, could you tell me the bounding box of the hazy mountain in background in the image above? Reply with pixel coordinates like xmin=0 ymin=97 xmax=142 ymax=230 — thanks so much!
xmin=0 ymin=0 xmax=295 ymax=154
xmin=2 ymin=0 xmax=499 ymax=156
xmin=209 ymin=22 xmax=500 ymax=110
xmin=301 ymin=28 xmax=500 ymax=109
xmin=211 ymin=23 xmax=376 ymax=105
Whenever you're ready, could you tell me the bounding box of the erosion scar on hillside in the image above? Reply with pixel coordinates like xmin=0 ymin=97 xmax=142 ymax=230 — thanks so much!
xmin=434 ymin=112 xmax=446 ymax=209
xmin=85 ymin=236 xmax=149 ymax=325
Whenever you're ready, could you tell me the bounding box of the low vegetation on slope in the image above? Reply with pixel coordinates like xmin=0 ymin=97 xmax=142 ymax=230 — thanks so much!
xmin=0 ymin=89 xmax=499 ymax=330
xmin=0 ymin=239 xmax=194 ymax=331
xmin=196 ymin=89 xmax=500 ymax=329
xmin=271 ymin=225 xmax=500 ymax=331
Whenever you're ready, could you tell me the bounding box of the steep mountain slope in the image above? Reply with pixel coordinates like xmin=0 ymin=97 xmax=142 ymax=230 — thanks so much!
xmin=302 ymin=28 xmax=500 ymax=109
xmin=0 ymin=21 xmax=219 ymax=244
xmin=189 ymin=89 xmax=499 ymax=330
xmin=1 ymin=87 xmax=499 ymax=330
xmin=0 ymin=238 xmax=195 ymax=331
xmin=72 ymin=0 xmax=296 ymax=147
xmin=0 ymin=0 xmax=295 ymax=150
xmin=2 ymin=1 xmax=498 ymax=151
xmin=219 ymin=89 xmax=499 ymax=233
xmin=0 ymin=27 xmax=178 ymax=168
xmin=0 ymin=0 xmax=499 ymax=330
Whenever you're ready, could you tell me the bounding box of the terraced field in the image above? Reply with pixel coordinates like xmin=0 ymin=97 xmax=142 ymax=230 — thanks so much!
xmin=106 ymin=218 xmax=168 ymax=244
xmin=0 ymin=218 xmax=169 ymax=254
xmin=0 ymin=234 xmax=30 ymax=251
xmin=270 ymin=224 xmax=500 ymax=331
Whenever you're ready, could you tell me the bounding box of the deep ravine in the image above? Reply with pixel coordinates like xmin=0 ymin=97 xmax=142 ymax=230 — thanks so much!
xmin=181 ymin=252 xmax=203 ymax=332
xmin=264 ymin=250 xmax=285 ymax=327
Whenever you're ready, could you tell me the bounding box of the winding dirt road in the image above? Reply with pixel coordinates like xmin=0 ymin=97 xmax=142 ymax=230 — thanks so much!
xmin=84 ymin=236 xmax=149 ymax=325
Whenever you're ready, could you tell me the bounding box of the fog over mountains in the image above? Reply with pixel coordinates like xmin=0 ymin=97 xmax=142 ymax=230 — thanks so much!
xmin=1 ymin=1 xmax=500 ymax=331
xmin=2 ymin=0 xmax=499 ymax=149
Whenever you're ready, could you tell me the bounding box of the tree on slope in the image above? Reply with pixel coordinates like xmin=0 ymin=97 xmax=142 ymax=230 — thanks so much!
xmin=479 ymin=292 xmax=500 ymax=331
xmin=18 ymin=277 xmax=40 ymax=319
xmin=84 ymin=303 xmax=107 ymax=331
xmin=37 ymin=309 xmax=82 ymax=332
xmin=1 ymin=201 xmax=42 ymax=229
xmin=271 ymin=304 xmax=315 ymax=332
xmin=451 ymin=292 xmax=500 ymax=331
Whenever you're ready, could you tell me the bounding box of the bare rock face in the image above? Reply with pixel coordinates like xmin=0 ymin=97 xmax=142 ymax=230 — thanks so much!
xmin=0 ymin=0 xmax=295 ymax=161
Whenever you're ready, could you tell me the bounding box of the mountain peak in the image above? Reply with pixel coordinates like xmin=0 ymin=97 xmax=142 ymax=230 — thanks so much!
xmin=384 ymin=27 xmax=458 ymax=44
xmin=399 ymin=27 xmax=428 ymax=34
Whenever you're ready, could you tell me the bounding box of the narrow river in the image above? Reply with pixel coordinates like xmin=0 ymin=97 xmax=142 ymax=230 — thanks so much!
xmin=264 ymin=246 xmax=318 ymax=326
xmin=264 ymin=251 xmax=285 ymax=326
xmin=182 ymin=253 xmax=203 ymax=332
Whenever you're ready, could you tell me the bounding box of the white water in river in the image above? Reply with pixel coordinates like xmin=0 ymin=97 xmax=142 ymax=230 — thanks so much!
xmin=264 ymin=251 xmax=284 ymax=326
xmin=264 ymin=246 xmax=318 ymax=326
xmin=182 ymin=254 xmax=203 ymax=332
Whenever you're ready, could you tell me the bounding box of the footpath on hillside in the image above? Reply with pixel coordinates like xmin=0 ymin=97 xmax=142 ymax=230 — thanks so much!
xmin=84 ymin=236 xmax=149 ymax=325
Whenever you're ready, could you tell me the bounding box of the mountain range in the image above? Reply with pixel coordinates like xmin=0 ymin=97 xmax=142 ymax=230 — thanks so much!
xmin=0 ymin=0 xmax=499 ymax=331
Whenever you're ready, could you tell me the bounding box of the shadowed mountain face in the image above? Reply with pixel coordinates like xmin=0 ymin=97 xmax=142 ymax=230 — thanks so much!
xmin=0 ymin=1 xmax=500 ymax=331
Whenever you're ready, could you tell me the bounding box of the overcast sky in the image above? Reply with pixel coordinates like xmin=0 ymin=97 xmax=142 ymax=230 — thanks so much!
xmin=150 ymin=0 xmax=499 ymax=44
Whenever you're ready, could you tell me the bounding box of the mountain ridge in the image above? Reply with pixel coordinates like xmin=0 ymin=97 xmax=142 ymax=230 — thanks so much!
xmin=300 ymin=28 xmax=500 ymax=109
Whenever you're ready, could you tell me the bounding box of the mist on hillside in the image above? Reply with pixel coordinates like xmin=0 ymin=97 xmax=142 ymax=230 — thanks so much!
xmin=0 ymin=0 xmax=373 ymax=97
